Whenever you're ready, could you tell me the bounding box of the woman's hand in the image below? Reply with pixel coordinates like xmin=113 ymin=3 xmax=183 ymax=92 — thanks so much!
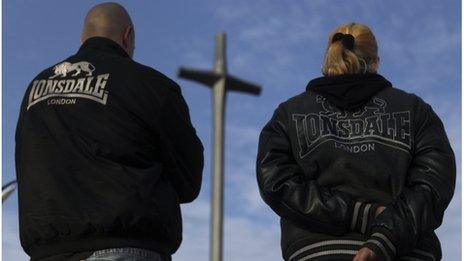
xmin=352 ymin=206 xmax=385 ymax=260
xmin=353 ymin=247 xmax=378 ymax=261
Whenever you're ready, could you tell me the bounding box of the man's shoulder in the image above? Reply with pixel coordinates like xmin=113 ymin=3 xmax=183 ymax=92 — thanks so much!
xmin=130 ymin=61 xmax=181 ymax=93
xmin=31 ymin=55 xmax=182 ymax=98
xmin=33 ymin=58 xmax=73 ymax=80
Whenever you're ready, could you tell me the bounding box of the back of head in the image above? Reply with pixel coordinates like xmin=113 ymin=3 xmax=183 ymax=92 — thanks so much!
xmin=81 ymin=2 xmax=134 ymax=56
xmin=321 ymin=23 xmax=379 ymax=76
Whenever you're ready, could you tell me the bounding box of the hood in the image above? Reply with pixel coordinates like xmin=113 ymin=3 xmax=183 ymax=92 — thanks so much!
xmin=306 ymin=73 xmax=392 ymax=110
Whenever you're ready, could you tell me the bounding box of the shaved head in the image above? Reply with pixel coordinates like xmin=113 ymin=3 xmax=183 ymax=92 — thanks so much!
xmin=81 ymin=2 xmax=135 ymax=57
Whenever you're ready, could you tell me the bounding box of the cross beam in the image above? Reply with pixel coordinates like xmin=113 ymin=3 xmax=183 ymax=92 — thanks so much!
xmin=178 ymin=32 xmax=261 ymax=261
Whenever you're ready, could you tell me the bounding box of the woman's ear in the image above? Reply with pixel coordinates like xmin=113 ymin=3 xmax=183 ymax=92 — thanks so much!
xmin=371 ymin=56 xmax=380 ymax=72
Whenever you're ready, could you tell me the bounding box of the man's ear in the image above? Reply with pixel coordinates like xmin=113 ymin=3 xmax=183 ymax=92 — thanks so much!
xmin=122 ymin=26 xmax=133 ymax=49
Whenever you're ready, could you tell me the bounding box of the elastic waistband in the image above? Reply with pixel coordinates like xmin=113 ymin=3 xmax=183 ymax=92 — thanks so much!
xmin=286 ymin=236 xmax=438 ymax=261
xmin=28 ymin=235 xmax=176 ymax=260
xmin=87 ymin=247 xmax=171 ymax=261
xmin=286 ymin=235 xmax=366 ymax=261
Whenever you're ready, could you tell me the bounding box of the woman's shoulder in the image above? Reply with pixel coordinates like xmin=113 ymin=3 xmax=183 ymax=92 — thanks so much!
xmin=277 ymin=90 xmax=314 ymax=108
xmin=383 ymin=86 xmax=434 ymax=112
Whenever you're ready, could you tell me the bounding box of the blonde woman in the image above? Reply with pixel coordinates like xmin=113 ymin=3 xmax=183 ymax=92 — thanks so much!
xmin=256 ymin=22 xmax=455 ymax=261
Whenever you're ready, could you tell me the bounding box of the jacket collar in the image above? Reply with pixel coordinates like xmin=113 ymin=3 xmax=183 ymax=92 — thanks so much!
xmin=77 ymin=36 xmax=130 ymax=58
xmin=306 ymin=72 xmax=392 ymax=110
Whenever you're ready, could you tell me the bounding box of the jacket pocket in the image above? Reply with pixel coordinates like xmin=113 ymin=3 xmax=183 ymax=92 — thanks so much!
xmin=136 ymin=165 xmax=182 ymax=243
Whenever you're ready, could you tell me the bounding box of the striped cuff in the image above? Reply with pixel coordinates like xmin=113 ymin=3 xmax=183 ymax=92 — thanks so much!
xmin=349 ymin=202 xmax=379 ymax=235
xmin=362 ymin=226 xmax=397 ymax=261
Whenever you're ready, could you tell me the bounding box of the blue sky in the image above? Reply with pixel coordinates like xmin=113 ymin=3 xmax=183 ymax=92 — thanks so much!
xmin=2 ymin=0 xmax=461 ymax=260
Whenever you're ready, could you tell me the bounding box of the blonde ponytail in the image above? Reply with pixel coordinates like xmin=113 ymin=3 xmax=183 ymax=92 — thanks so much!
xmin=321 ymin=23 xmax=379 ymax=76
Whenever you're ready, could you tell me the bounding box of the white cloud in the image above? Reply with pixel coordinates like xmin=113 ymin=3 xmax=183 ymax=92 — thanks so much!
xmin=2 ymin=208 xmax=29 ymax=261
xmin=436 ymin=190 xmax=461 ymax=259
xmin=174 ymin=199 xmax=282 ymax=261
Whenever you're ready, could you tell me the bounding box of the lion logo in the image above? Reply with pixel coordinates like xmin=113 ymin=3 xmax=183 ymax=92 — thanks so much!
xmin=352 ymin=97 xmax=386 ymax=117
xmin=316 ymin=95 xmax=348 ymax=119
xmin=316 ymin=95 xmax=388 ymax=119
xmin=49 ymin=61 xmax=95 ymax=79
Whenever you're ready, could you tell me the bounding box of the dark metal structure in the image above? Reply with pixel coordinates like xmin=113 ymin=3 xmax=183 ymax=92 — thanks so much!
xmin=178 ymin=32 xmax=261 ymax=261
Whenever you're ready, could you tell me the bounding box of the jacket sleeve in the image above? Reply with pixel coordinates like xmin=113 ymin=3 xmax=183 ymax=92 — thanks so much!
xmin=256 ymin=104 xmax=375 ymax=235
xmin=362 ymin=98 xmax=456 ymax=260
xmin=158 ymin=84 xmax=204 ymax=203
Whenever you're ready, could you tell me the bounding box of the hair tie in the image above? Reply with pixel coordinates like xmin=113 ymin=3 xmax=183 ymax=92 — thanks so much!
xmin=332 ymin=32 xmax=355 ymax=50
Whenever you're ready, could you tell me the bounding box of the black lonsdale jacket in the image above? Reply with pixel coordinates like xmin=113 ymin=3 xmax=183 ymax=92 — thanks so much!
xmin=256 ymin=73 xmax=456 ymax=261
xmin=15 ymin=37 xmax=204 ymax=260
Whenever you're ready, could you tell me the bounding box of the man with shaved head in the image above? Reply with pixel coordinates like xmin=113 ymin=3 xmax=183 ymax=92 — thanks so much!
xmin=81 ymin=2 xmax=135 ymax=57
xmin=15 ymin=2 xmax=204 ymax=261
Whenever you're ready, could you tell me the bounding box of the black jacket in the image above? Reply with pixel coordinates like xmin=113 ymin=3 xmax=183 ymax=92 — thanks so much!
xmin=15 ymin=37 xmax=204 ymax=260
xmin=256 ymin=73 xmax=455 ymax=261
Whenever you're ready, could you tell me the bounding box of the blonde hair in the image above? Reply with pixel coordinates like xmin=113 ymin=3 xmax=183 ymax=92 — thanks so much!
xmin=321 ymin=23 xmax=379 ymax=76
